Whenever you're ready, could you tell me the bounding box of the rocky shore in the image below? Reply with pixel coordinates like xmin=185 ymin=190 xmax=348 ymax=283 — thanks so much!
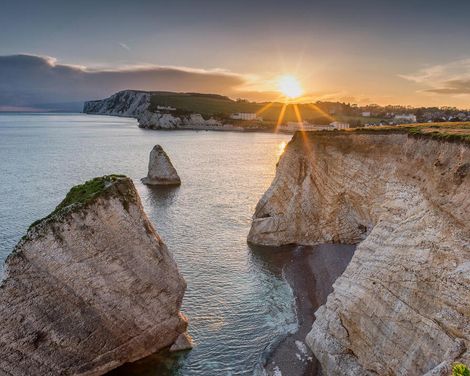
xmin=83 ymin=90 xmax=266 ymax=132
xmin=259 ymin=244 xmax=355 ymax=376
xmin=249 ymin=130 xmax=470 ymax=374
xmin=0 ymin=175 xmax=189 ymax=375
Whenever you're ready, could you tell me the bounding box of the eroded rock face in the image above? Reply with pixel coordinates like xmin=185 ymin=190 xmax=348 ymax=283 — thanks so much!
xmin=83 ymin=90 xmax=223 ymax=129
xmin=83 ymin=90 xmax=151 ymax=117
xmin=249 ymin=132 xmax=470 ymax=374
xmin=142 ymin=145 xmax=181 ymax=186
xmin=0 ymin=175 xmax=188 ymax=376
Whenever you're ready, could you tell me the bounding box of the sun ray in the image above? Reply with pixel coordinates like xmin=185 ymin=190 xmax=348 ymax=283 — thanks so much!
xmin=256 ymin=101 xmax=275 ymax=116
xmin=294 ymin=103 xmax=312 ymax=151
xmin=293 ymin=103 xmax=303 ymax=124
xmin=275 ymin=103 xmax=288 ymax=133
xmin=306 ymin=103 xmax=335 ymax=122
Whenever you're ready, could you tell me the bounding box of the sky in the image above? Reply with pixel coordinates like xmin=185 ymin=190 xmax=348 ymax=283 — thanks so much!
xmin=1 ymin=0 xmax=470 ymax=110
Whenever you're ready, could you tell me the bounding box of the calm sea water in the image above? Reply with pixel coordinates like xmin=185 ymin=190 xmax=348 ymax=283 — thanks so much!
xmin=0 ymin=113 xmax=296 ymax=375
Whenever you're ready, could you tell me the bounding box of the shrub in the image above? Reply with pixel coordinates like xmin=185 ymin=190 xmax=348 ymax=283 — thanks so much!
xmin=453 ymin=363 xmax=470 ymax=376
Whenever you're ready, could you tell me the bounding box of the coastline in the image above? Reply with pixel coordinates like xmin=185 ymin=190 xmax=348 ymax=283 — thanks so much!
xmin=261 ymin=244 xmax=356 ymax=376
xmin=82 ymin=112 xmax=296 ymax=134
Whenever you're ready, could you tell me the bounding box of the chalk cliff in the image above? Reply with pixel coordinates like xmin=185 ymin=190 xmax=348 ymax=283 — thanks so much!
xmin=248 ymin=131 xmax=470 ymax=374
xmin=83 ymin=90 xmax=222 ymax=129
xmin=0 ymin=175 xmax=189 ymax=375
xmin=142 ymin=145 xmax=181 ymax=186
xmin=83 ymin=90 xmax=151 ymax=117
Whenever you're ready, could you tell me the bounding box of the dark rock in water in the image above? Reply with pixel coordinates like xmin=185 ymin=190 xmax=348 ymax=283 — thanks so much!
xmin=0 ymin=175 xmax=189 ymax=375
xmin=142 ymin=145 xmax=181 ymax=186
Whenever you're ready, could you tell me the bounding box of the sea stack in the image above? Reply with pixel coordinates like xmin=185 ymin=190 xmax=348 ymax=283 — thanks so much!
xmin=249 ymin=130 xmax=470 ymax=374
xmin=0 ymin=175 xmax=189 ymax=375
xmin=142 ymin=145 xmax=181 ymax=186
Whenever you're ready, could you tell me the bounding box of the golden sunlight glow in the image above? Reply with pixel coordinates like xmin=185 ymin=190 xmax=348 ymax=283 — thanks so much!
xmin=277 ymin=141 xmax=287 ymax=157
xmin=277 ymin=75 xmax=303 ymax=99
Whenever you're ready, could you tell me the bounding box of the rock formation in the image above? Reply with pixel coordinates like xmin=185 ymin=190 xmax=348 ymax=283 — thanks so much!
xmin=83 ymin=90 xmax=151 ymax=117
xmin=83 ymin=90 xmax=223 ymax=129
xmin=0 ymin=175 xmax=189 ymax=375
xmin=248 ymin=131 xmax=470 ymax=374
xmin=141 ymin=145 xmax=181 ymax=186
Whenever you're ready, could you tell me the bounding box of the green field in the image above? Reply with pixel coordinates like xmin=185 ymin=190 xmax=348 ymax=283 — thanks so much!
xmin=148 ymin=92 xmax=373 ymax=124
xmin=342 ymin=122 xmax=470 ymax=143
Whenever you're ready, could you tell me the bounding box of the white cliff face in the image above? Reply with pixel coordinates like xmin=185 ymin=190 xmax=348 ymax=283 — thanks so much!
xmin=249 ymin=131 xmax=470 ymax=374
xmin=0 ymin=176 xmax=189 ymax=376
xmin=83 ymin=90 xmax=150 ymax=117
xmin=138 ymin=111 xmax=222 ymax=129
xmin=83 ymin=90 xmax=223 ymax=129
xmin=142 ymin=145 xmax=181 ymax=186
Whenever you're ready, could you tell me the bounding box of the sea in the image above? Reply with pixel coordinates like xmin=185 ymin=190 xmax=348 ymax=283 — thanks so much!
xmin=0 ymin=113 xmax=353 ymax=375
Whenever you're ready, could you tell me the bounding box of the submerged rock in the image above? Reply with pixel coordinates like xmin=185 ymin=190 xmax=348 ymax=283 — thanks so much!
xmin=142 ymin=145 xmax=181 ymax=186
xmin=169 ymin=332 xmax=193 ymax=352
xmin=0 ymin=175 xmax=188 ymax=375
xmin=249 ymin=131 xmax=470 ymax=374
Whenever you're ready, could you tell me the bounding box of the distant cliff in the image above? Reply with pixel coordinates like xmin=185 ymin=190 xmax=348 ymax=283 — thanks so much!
xmin=83 ymin=90 xmax=223 ymax=129
xmin=83 ymin=90 xmax=150 ymax=117
xmin=249 ymin=130 xmax=470 ymax=374
xmin=0 ymin=175 xmax=188 ymax=375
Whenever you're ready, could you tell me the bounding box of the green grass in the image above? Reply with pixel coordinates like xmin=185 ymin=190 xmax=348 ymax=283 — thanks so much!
xmin=334 ymin=122 xmax=470 ymax=143
xmin=54 ymin=175 xmax=126 ymax=213
xmin=26 ymin=175 xmax=127 ymax=233
xmin=453 ymin=363 xmax=470 ymax=376
xmin=148 ymin=93 xmax=377 ymax=124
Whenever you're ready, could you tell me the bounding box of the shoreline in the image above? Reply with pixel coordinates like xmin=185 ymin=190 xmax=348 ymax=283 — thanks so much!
xmin=82 ymin=111 xmax=297 ymax=135
xmin=263 ymin=244 xmax=356 ymax=376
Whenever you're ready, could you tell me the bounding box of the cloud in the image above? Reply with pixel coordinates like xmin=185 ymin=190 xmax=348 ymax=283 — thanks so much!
xmin=0 ymin=54 xmax=250 ymax=110
xmin=118 ymin=42 xmax=131 ymax=51
xmin=399 ymin=58 xmax=470 ymax=96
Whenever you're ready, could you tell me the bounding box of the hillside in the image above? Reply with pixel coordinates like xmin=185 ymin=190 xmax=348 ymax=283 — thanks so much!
xmin=85 ymin=91 xmax=470 ymax=135
xmin=149 ymin=92 xmax=366 ymax=124
xmin=84 ymin=90 xmax=380 ymax=126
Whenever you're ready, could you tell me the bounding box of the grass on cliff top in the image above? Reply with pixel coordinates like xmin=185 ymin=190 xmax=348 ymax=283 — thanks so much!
xmin=27 ymin=175 xmax=127 ymax=232
xmin=54 ymin=175 xmax=127 ymax=212
xmin=148 ymin=93 xmax=380 ymax=124
xmin=341 ymin=122 xmax=470 ymax=143
xmin=453 ymin=363 xmax=470 ymax=376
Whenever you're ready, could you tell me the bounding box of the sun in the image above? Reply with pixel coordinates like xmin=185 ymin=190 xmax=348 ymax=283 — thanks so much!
xmin=277 ymin=75 xmax=303 ymax=99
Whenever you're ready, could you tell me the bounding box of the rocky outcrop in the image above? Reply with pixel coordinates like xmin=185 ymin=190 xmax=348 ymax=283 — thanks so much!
xmin=138 ymin=111 xmax=222 ymax=129
xmin=142 ymin=145 xmax=181 ymax=186
xmin=249 ymin=131 xmax=470 ymax=374
xmin=83 ymin=90 xmax=151 ymax=117
xmin=83 ymin=90 xmax=223 ymax=129
xmin=0 ymin=175 xmax=189 ymax=375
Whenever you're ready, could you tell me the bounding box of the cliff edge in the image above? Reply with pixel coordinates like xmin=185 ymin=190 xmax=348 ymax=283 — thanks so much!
xmin=248 ymin=130 xmax=470 ymax=374
xmin=0 ymin=175 xmax=188 ymax=375
xmin=83 ymin=90 xmax=222 ymax=129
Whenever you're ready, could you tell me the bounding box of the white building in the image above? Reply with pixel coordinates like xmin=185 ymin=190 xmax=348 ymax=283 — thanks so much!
xmin=394 ymin=114 xmax=417 ymax=123
xmin=283 ymin=122 xmax=334 ymax=131
xmin=156 ymin=105 xmax=176 ymax=111
xmin=330 ymin=121 xmax=350 ymax=129
xmin=230 ymin=112 xmax=260 ymax=121
xmin=362 ymin=111 xmax=371 ymax=117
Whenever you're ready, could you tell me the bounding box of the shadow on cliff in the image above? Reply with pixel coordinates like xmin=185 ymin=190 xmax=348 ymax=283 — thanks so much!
xmin=248 ymin=243 xmax=298 ymax=278
xmin=107 ymin=348 xmax=189 ymax=376
xmin=248 ymin=243 xmax=356 ymax=376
